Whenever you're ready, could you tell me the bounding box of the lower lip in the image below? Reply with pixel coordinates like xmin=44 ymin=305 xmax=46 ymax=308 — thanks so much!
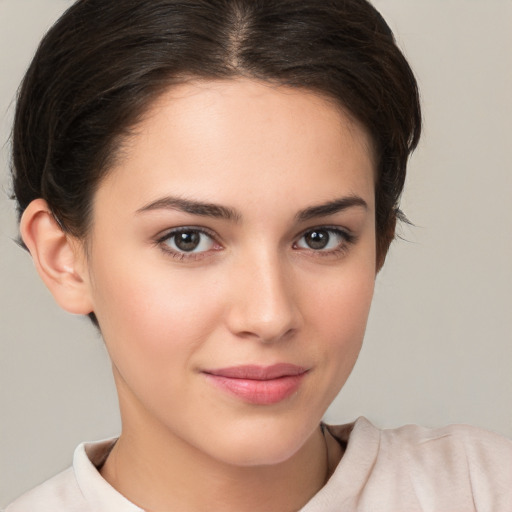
xmin=204 ymin=373 xmax=306 ymax=405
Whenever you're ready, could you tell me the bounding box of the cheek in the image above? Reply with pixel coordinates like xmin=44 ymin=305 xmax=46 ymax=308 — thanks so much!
xmin=88 ymin=260 xmax=230 ymax=419
xmin=314 ymin=277 xmax=373 ymax=365
xmin=321 ymin=271 xmax=374 ymax=334
xmin=89 ymin=256 xmax=223 ymax=364
xmin=305 ymin=240 xmax=375 ymax=340
xmin=302 ymin=257 xmax=376 ymax=396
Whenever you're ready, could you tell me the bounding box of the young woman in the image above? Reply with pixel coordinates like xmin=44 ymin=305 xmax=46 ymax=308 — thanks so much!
xmin=4 ymin=0 xmax=512 ymax=511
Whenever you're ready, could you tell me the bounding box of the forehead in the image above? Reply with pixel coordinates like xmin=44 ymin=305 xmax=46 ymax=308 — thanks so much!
xmin=96 ymin=79 xmax=375 ymax=218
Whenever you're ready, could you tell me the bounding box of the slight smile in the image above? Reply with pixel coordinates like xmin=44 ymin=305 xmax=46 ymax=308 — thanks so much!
xmin=202 ymin=364 xmax=310 ymax=405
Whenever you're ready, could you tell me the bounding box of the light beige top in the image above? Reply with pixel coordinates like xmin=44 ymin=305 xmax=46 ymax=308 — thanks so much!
xmin=5 ymin=417 xmax=512 ymax=512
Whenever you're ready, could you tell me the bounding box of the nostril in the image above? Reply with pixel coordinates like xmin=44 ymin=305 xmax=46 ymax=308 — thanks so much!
xmin=226 ymin=299 xmax=301 ymax=343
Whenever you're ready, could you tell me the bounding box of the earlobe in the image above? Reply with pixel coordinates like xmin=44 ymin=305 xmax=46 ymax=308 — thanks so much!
xmin=20 ymin=199 xmax=94 ymax=315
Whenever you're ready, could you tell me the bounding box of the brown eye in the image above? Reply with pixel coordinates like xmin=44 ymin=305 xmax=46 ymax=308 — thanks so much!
xmin=163 ymin=229 xmax=215 ymax=253
xmin=175 ymin=232 xmax=201 ymax=251
xmin=303 ymin=230 xmax=330 ymax=250
xmin=295 ymin=228 xmax=349 ymax=251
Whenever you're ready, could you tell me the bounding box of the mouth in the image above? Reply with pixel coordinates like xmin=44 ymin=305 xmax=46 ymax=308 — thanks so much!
xmin=202 ymin=364 xmax=309 ymax=405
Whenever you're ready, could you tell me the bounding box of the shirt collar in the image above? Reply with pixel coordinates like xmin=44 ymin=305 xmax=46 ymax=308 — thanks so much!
xmin=73 ymin=438 xmax=144 ymax=511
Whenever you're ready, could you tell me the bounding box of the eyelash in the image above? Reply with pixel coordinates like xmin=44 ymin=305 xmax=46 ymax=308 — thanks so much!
xmin=155 ymin=227 xmax=221 ymax=261
xmin=154 ymin=226 xmax=356 ymax=261
xmin=294 ymin=226 xmax=356 ymax=258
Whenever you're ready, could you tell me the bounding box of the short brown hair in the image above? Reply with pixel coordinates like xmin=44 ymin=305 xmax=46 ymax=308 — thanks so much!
xmin=12 ymin=0 xmax=421 ymax=271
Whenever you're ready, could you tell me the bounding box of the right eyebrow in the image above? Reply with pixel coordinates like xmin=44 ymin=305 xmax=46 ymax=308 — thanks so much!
xmin=136 ymin=196 xmax=242 ymax=222
xmin=295 ymin=196 xmax=368 ymax=222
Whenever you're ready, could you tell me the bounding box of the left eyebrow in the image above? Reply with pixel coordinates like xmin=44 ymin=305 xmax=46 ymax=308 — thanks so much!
xmin=295 ymin=196 xmax=368 ymax=222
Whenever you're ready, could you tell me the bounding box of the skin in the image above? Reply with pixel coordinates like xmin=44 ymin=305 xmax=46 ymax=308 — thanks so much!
xmin=22 ymin=79 xmax=377 ymax=511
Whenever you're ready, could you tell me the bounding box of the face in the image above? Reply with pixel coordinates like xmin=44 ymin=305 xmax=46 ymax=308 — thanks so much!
xmin=83 ymin=79 xmax=376 ymax=466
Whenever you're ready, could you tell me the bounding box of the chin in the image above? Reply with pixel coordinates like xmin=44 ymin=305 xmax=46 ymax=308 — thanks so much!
xmin=215 ymin=441 xmax=303 ymax=468
xmin=201 ymin=416 xmax=320 ymax=468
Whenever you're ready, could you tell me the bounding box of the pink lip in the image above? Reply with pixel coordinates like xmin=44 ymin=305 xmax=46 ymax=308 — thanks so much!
xmin=203 ymin=364 xmax=309 ymax=405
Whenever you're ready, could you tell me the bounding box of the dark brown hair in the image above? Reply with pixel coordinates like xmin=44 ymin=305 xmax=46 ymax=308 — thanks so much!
xmin=12 ymin=0 xmax=421 ymax=323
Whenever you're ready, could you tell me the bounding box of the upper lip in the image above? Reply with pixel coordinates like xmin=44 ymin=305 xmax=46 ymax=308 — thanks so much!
xmin=203 ymin=364 xmax=308 ymax=380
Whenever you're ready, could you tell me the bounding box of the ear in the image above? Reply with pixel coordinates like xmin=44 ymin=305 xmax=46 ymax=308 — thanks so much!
xmin=20 ymin=199 xmax=94 ymax=315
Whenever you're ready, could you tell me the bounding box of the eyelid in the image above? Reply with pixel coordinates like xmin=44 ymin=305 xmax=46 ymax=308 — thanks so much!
xmin=155 ymin=225 xmax=218 ymax=243
xmin=295 ymin=225 xmax=356 ymax=243
xmin=293 ymin=225 xmax=357 ymax=255
xmin=154 ymin=226 xmax=223 ymax=260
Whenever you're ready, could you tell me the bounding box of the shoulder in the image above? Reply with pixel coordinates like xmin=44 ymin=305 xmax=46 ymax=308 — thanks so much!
xmin=321 ymin=418 xmax=512 ymax=511
xmin=378 ymin=420 xmax=512 ymax=473
xmin=4 ymin=467 xmax=85 ymax=512
xmin=333 ymin=416 xmax=512 ymax=468
xmin=381 ymin=421 xmax=512 ymax=509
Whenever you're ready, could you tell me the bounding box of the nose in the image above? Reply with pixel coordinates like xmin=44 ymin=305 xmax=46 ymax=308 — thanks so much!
xmin=224 ymin=251 xmax=302 ymax=343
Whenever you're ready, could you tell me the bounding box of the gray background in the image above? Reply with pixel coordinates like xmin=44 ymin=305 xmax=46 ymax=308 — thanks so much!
xmin=1 ymin=0 xmax=511 ymax=506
